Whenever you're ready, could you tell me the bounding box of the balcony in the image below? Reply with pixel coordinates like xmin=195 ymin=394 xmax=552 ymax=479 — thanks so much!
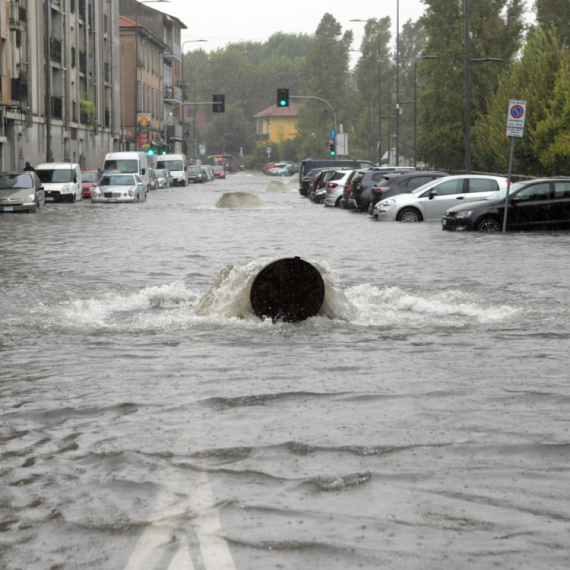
xmin=51 ymin=97 xmax=63 ymax=119
xmin=164 ymin=85 xmax=182 ymax=103
xmin=164 ymin=43 xmax=182 ymax=63
xmin=50 ymin=38 xmax=62 ymax=64
xmin=11 ymin=78 xmax=28 ymax=102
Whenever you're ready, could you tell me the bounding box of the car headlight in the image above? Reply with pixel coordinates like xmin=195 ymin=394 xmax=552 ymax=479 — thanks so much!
xmin=455 ymin=210 xmax=473 ymax=219
xmin=62 ymin=184 xmax=71 ymax=192
xmin=23 ymin=193 xmax=36 ymax=204
xmin=379 ymin=199 xmax=396 ymax=207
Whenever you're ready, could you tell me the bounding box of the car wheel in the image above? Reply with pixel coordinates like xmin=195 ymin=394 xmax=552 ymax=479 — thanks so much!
xmin=335 ymin=197 xmax=342 ymax=208
xmin=397 ymin=207 xmax=422 ymax=222
xmin=476 ymin=218 xmax=501 ymax=232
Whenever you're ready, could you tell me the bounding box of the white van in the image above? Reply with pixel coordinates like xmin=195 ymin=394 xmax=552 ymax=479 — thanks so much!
xmin=155 ymin=154 xmax=187 ymax=186
xmin=103 ymin=152 xmax=149 ymax=192
xmin=36 ymin=163 xmax=82 ymax=203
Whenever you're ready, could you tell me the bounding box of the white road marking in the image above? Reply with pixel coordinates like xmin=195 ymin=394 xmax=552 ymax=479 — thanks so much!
xmin=168 ymin=535 xmax=195 ymax=570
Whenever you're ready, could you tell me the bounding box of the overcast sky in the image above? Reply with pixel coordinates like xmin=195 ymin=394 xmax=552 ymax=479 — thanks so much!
xmin=154 ymin=0 xmax=431 ymax=55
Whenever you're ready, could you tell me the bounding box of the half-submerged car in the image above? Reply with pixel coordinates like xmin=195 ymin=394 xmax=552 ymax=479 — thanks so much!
xmin=212 ymin=165 xmax=226 ymax=179
xmin=442 ymin=178 xmax=570 ymax=232
xmin=81 ymin=169 xmax=99 ymax=199
xmin=90 ymin=173 xmax=146 ymax=203
xmin=0 ymin=172 xmax=45 ymax=213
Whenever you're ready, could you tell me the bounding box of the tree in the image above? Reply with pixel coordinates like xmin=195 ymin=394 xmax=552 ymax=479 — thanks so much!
xmin=418 ymin=0 xmax=525 ymax=171
xmin=534 ymin=0 xmax=570 ymax=44
xmin=295 ymin=14 xmax=353 ymax=159
xmin=472 ymin=29 xmax=570 ymax=175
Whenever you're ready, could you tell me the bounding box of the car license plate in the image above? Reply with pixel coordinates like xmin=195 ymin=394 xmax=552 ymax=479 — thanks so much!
xmin=46 ymin=197 xmax=55 ymax=201
xmin=2 ymin=206 xmax=15 ymax=212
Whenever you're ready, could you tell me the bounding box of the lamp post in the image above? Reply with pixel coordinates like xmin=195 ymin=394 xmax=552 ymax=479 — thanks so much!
xmin=414 ymin=55 xmax=438 ymax=168
xmin=395 ymin=0 xmax=400 ymax=165
xmin=134 ymin=0 xmax=169 ymax=151
xmin=180 ymin=39 xmax=207 ymax=158
xmin=351 ymin=19 xmax=382 ymax=164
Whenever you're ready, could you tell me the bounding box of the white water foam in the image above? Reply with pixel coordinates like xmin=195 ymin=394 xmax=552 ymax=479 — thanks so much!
xmin=24 ymin=260 xmax=521 ymax=333
xmin=215 ymin=192 xmax=264 ymax=209
xmin=265 ymin=180 xmax=291 ymax=193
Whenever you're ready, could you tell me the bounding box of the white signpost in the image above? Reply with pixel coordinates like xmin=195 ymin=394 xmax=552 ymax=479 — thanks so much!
xmin=503 ymin=99 xmax=527 ymax=233
xmin=336 ymin=133 xmax=348 ymax=156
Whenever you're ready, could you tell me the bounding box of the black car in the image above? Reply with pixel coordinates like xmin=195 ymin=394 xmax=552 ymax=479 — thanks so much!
xmin=342 ymin=167 xmax=416 ymax=211
xmin=299 ymin=167 xmax=329 ymax=197
xmin=187 ymin=166 xmax=203 ymax=184
xmin=299 ymin=158 xmax=376 ymax=196
xmin=441 ymin=178 xmax=570 ymax=232
xmin=368 ymin=170 xmax=449 ymax=215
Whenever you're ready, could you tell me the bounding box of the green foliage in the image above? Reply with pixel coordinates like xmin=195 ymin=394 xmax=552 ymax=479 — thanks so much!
xmin=473 ymin=29 xmax=570 ymax=176
xmin=418 ymin=0 xmax=525 ymax=171
xmin=535 ymin=0 xmax=570 ymax=44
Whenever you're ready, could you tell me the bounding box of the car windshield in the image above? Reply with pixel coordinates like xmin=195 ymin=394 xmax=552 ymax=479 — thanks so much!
xmin=213 ymin=166 xmax=223 ymax=172
xmin=37 ymin=169 xmax=74 ymax=183
xmin=82 ymin=172 xmax=97 ymax=182
xmin=486 ymin=181 xmax=526 ymax=201
xmin=103 ymin=159 xmax=138 ymax=173
xmin=100 ymin=175 xmax=135 ymax=186
xmin=0 ymin=174 xmax=34 ymax=189
xmin=154 ymin=170 xmax=165 ymax=177
xmin=188 ymin=167 xmax=201 ymax=174
xmin=156 ymin=160 xmax=183 ymax=171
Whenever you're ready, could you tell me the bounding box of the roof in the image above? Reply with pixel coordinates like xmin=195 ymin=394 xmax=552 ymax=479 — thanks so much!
xmin=119 ymin=15 xmax=136 ymax=28
xmin=253 ymin=103 xmax=300 ymax=119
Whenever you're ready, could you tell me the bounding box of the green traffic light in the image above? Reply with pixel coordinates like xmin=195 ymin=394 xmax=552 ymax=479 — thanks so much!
xmin=279 ymin=100 xmax=286 ymax=106
xmin=147 ymin=149 xmax=154 ymax=156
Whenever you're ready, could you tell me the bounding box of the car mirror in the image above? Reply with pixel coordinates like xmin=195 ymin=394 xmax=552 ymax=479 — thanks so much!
xmin=39 ymin=186 xmax=44 ymax=191
xmin=141 ymin=168 xmax=146 ymax=175
xmin=73 ymin=177 xmax=77 ymax=183
xmin=429 ymin=189 xmax=437 ymax=199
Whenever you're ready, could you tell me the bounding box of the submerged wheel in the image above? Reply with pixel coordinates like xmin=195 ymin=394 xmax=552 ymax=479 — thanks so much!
xmin=335 ymin=197 xmax=342 ymax=208
xmin=476 ymin=218 xmax=501 ymax=232
xmin=397 ymin=207 xmax=422 ymax=222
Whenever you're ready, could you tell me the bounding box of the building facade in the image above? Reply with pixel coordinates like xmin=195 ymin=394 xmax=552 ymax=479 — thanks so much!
xmin=254 ymin=103 xmax=300 ymax=145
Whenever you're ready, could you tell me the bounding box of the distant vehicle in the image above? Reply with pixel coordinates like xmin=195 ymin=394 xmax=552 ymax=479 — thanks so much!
xmin=148 ymin=168 xmax=159 ymax=191
xmin=373 ymin=175 xmax=508 ymax=222
xmin=0 ymin=172 xmax=45 ymax=213
xmin=289 ymin=162 xmax=301 ymax=176
xmin=103 ymin=152 xmax=150 ymax=193
xmin=155 ymin=154 xmax=188 ymax=186
xmin=442 ymin=178 xmax=570 ymax=232
xmin=81 ymin=169 xmax=99 ymax=199
xmin=187 ymin=166 xmax=203 ymax=184
xmin=299 ymin=159 xmax=376 ymax=196
xmin=153 ymin=169 xmax=170 ymax=188
xmin=90 ymin=173 xmax=146 ymax=203
xmin=36 ymin=162 xmax=82 ymax=203
xmin=267 ymin=162 xmax=291 ymax=176
xmin=263 ymin=163 xmax=277 ymax=175
xmin=368 ymin=170 xmax=448 ymax=214
xmin=212 ymin=166 xmax=226 ymax=179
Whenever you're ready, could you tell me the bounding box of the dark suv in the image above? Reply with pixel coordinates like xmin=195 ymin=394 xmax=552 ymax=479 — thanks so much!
xmin=342 ymin=167 xmax=416 ymax=211
xmin=368 ymin=170 xmax=448 ymax=215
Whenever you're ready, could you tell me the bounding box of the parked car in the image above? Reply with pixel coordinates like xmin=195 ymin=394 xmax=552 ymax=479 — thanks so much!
xmin=200 ymin=166 xmax=212 ymax=182
xmin=441 ymin=178 xmax=570 ymax=232
xmin=90 ymin=173 xmax=146 ymax=203
xmin=289 ymin=162 xmax=301 ymax=176
xmin=345 ymin=167 xmax=416 ymax=211
xmin=263 ymin=163 xmax=277 ymax=175
xmin=81 ymin=169 xmax=99 ymax=199
xmin=36 ymin=162 xmax=82 ymax=203
xmin=368 ymin=170 xmax=449 ymax=214
xmin=0 ymin=172 xmax=45 ymax=213
xmin=324 ymin=169 xmax=357 ymax=207
xmin=187 ymin=166 xmax=203 ymax=184
xmin=154 ymin=169 xmax=171 ymax=189
xmin=155 ymin=154 xmax=187 ymax=186
xmin=267 ymin=162 xmax=291 ymax=176
xmin=309 ymin=169 xmax=341 ymax=203
xmin=373 ymin=174 xmax=508 ymax=222
xmin=212 ymin=166 xmax=226 ymax=179
xmin=148 ymin=168 xmax=159 ymax=191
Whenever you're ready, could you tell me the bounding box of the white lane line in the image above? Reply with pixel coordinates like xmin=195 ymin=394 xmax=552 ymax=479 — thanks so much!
xmin=124 ymin=524 xmax=175 ymax=570
xmin=168 ymin=535 xmax=195 ymax=570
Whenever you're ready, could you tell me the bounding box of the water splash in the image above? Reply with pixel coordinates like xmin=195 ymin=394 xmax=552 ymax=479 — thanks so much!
xmin=266 ymin=180 xmax=292 ymax=193
xmin=215 ymin=192 xmax=264 ymax=209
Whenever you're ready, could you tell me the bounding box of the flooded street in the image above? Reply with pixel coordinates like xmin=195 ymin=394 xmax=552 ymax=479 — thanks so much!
xmin=1 ymin=173 xmax=570 ymax=569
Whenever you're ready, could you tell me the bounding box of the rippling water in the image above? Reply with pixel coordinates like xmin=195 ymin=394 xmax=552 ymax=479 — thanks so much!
xmin=1 ymin=174 xmax=570 ymax=569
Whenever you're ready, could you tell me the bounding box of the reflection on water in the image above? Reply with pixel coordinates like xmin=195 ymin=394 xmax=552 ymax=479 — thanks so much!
xmin=1 ymin=174 xmax=570 ymax=570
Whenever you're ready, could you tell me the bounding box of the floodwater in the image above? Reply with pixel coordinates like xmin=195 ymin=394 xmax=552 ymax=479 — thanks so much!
xmin=1 ymin=173 xmax=570 ymax=570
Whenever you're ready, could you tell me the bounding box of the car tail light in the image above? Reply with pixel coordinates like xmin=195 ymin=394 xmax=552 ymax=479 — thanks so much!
xmin=328 ymin=183 xmax=338 ymax=188
xmin=378 ymin=187 xmax=389 ymax=193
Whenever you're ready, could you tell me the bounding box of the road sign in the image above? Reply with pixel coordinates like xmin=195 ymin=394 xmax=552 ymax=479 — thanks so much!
xmin=506 ymin=127 xmax=524 ymax=138
xmin=329 ymin=129 xmax=337 ymax=138
xmin=507 ymin=100 xmax=527 ymax=129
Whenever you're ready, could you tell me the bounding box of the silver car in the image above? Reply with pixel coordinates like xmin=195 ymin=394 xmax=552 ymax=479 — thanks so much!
xmin=90 ymin=173 xmax=146 ymax=203
xmin=373 ymin=174 xmax=508 ymax=222
xmin=324 ymin=170 xmax=356 ymax=207
xmin=154 ymin=169 xmax=170 ymax=189
xmin=0 ymin=172 xmax=45 ymax=213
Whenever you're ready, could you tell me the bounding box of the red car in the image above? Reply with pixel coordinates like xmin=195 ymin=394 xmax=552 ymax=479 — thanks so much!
xmin=263 ymin=162 xmax=276 ymax=175
xmin=212 ymin=166 xmax=226 ymax=179
xmin=81 ymin=169 xmax=99 ymax=199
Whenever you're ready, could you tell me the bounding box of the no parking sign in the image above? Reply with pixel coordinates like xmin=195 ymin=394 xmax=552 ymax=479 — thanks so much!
xmin=506 ymin=100 xmax=527 ymax=137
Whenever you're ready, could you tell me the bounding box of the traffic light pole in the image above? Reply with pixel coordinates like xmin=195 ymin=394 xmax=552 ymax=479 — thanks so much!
xmin=163 ymin=102 xmax=218 ymax=154
xmin=290 ymin=95 xmax=337 ymax=161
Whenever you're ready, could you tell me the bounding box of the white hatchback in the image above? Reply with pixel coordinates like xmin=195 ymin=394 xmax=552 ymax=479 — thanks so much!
xmin=373 ymin=174 xmax=508 ymax=222
xmin=324 ymin=169 xmax=356 ymax=207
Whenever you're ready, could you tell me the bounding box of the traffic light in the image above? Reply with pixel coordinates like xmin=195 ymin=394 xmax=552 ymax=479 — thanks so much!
xmin=213 ymin=94 xmax=225 ymax=113
xmin=126 ymin=141 xmax=131 ymax=151
xmin=328 ymin=139 xmax=336 ymax=156
xmin=147 ymin=148 xmax=154 ymax=156
xmin=277 ymin=88 xmax=289 ymax=107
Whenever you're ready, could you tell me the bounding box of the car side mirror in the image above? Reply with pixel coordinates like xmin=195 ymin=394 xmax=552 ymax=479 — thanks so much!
xmin=184 ymin=166 xmax=187 ymax=171
xmin=73 ymin=177 xmax=77 ymax=183
xmin=141 ymin=168 xmax=146 ymax=175
xmin=39 ymin=186 xmax=44 ymax=191
xmin=429 ymin=189 xmax=437 ymax=199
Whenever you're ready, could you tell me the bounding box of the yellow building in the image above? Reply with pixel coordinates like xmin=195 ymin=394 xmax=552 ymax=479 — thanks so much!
xmin=254 ymin=103 xmax=300 ymax=144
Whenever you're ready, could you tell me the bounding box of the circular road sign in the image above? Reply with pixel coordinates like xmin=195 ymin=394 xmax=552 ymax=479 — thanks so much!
xmin=510 ymin=105 xmax=524 ymax=119
xmin=329 ymin=129 xmax=337 ymax=138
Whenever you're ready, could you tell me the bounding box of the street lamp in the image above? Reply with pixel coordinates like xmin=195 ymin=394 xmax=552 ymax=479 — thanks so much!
xmin=180 ymin=39 xmax=207 ymax=158
xmin=134 ymin=0 xmax=169 ymax=151
xmin=395 ymin=0 xmax=400 ymax=166
xmin=414 ymin=55 xmax=439 ymax=168
xmin=351 ymin=19 xmax=382 ymax=164
xmin=464 ymin=0 xmax=503 ymax=172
